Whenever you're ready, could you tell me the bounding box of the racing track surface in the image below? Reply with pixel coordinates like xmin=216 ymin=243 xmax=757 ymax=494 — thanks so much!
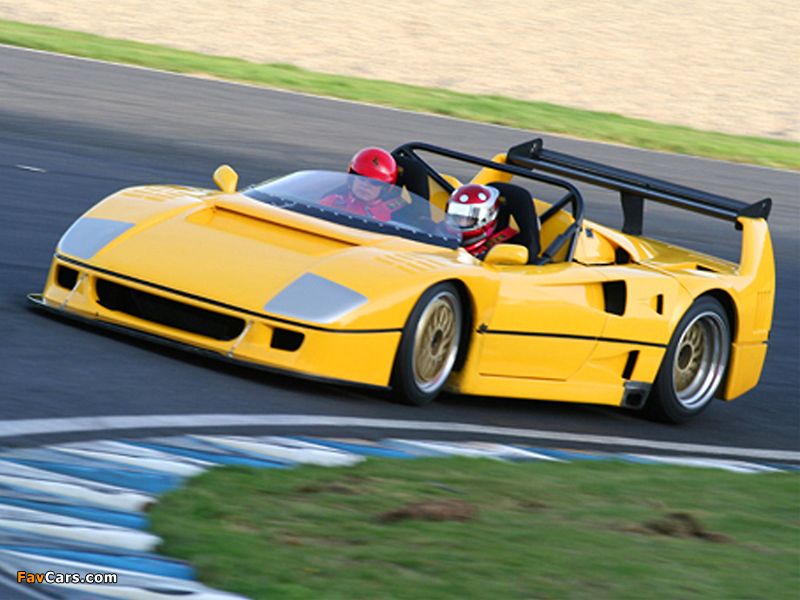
xmin=1 ymin=46 xmax=798 ymax=460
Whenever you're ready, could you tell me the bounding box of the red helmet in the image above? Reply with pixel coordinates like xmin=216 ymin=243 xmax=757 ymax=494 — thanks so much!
xmin=446 ymin=184 xmax=500 ymax=241
xmin=348 ymin=147 xmax=398 ymax=185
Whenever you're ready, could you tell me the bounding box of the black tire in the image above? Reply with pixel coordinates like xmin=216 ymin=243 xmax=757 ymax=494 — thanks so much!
xmin=645 ymin=296 xmax=731 ymax=423
xmin=391 ymin=283 xmax=463 ymax=406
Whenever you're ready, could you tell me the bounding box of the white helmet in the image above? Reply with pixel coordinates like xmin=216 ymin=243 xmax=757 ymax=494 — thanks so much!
xmin=446 ymin=184 xmax=500 ymax=242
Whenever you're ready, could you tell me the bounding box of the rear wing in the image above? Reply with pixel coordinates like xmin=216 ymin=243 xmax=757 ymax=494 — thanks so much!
xmin=506 ymin=139 xmax=772 ymax=235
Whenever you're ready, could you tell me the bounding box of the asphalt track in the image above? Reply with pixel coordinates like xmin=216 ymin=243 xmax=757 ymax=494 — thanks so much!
xmin=1 ymin=45 xmax=798 ymax=460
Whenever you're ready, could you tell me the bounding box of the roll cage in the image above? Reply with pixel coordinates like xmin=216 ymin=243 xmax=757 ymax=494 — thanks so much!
xmin=393 ymin=141 xmax=584 ymax=265
xmin=392 ymin=139 xmax=771 ymax=265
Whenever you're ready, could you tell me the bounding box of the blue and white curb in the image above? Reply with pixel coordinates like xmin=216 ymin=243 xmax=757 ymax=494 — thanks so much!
xmin=0 ymin=435 xmax=796 ymax=599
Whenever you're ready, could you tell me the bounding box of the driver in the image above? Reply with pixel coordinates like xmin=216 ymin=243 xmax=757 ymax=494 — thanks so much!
xmin=446 ymin=183 xmax=518 ymax=258
xmin=320 ymin=147 xmax=406 ymax=221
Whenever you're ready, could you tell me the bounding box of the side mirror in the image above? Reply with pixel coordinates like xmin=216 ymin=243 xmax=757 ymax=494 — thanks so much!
xmin=484 ymin=244 xmax=529 ymax=266
xmin=213 ymin=165 xmax=239 ymax=193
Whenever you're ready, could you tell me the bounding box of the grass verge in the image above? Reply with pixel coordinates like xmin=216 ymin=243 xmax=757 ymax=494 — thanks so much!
xmin=1 ymin=19 xmax=798 ymax=170
xmin=148 ymin=457 xmax=800 ymax=600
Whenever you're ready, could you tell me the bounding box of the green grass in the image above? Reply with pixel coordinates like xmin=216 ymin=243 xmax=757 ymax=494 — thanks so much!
xmin=1 ymin=19 xmax=798 ymax=170
xmin=148 ymin=457 xmax=800 ymax=600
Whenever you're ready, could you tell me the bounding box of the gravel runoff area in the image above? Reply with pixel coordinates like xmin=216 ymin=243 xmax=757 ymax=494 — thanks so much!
xmin=1 ymin=0 xmax=798 ymax=142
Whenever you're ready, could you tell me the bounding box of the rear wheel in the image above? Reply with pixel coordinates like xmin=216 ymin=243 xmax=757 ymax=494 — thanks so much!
xmin=391 ymin=283 xmax=462 ymax=406
xmin=646 ymin=296 xmax=731 ymax=423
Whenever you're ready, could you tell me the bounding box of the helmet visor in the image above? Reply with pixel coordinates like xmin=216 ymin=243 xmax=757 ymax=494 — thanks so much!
xmin=447 ymin=201 xmax=487 ymax=231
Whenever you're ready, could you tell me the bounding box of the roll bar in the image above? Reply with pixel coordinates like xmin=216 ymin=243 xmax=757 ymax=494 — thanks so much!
xmin=392 ymin=141 xmax=585 ymax=263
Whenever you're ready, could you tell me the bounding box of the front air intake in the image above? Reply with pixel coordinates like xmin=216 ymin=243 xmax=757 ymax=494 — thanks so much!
xmin=95 ymin=279 xmax=246 ymax=341
xmin=56 ymin=265 xmax=80 ymax=290
xmin=271 ymin=327 xmax=304 ymax=351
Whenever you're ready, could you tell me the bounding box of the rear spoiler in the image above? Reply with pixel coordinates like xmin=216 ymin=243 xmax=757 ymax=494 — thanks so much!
xmin=506 ymin=139 xmax=772 ymax=235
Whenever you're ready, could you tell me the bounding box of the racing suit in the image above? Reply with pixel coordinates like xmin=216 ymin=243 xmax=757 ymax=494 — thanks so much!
xmin=319 ymin=192 xmax=407 ymax=221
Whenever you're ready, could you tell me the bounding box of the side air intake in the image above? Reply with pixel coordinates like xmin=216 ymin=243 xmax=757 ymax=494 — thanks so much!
xmin=602 ymin=281 xmax=627 ymax=316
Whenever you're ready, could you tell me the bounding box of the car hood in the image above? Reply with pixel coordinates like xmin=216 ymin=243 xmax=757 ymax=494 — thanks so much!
xmin=59 ymin=187 xmax=464 ymax=327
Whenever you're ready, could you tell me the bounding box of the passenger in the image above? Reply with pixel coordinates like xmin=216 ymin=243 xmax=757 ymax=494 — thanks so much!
xmin=320 ymin=147 xmax=405 ymax=221
xmin=446 ymin=183 xmax=518 ymax=258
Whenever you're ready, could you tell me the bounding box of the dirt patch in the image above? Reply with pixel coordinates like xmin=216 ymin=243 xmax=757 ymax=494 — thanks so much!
xmin=1 ymin=0 xmax=797 ymax=141
xmin=298 ymin=481 xmax=362 ymax=495
xmin=630 ymin=512 xmax=732 ymax=543
xmin=376 ymin=499 xmax=478 ymax=523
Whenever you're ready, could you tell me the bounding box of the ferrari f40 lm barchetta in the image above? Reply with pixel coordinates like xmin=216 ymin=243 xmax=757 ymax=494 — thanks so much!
xmin=29 ymin=139 xmax=774 ymax=422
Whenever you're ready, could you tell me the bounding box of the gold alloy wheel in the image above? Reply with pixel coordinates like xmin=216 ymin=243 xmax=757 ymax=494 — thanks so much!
xmin=412 ymin=290 xmax=460 ymax=393
xmin=672 ymin=310 xmax=728 ymax=409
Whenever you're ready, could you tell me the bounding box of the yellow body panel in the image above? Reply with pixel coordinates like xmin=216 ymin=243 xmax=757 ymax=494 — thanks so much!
xmin=476 ymin=263 xmax=608 ymax=381
xmin=41 ymin=266 xmax=403 ymax=386
xmin=725 ymin=342 xmax=769 ymax=399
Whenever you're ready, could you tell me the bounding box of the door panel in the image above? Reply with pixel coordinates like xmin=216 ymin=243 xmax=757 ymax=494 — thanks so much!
xmin=478 ymin=263 xmax=609 ymax=380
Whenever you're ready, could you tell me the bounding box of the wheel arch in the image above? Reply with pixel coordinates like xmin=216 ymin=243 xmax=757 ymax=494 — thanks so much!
xmin=698 ymin=288 xmax=737 ymax=343
xmin=442 ymin=278 xmax=474 ymax=372
xmin=645 ymin=290 xmax=735 ymax=422
xmin=696 ymin=289 xmax=737 ymax=400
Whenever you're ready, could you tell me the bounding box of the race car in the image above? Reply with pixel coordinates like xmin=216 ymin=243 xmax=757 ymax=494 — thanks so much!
xmin=29 ymin=139 xmax=775 ymax=423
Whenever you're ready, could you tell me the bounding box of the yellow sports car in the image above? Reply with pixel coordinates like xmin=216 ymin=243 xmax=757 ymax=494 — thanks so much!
xmin=29 ymin=139 xmax=774 ymax=423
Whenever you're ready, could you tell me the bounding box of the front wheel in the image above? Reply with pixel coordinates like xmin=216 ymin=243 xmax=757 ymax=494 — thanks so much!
xmin=391 ymin=283 xmax=462 ymax=406
xmin=645 ymin=296 xmax=731 ymax=423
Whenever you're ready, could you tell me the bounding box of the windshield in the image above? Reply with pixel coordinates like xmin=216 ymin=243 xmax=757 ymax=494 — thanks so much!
xmin=243 ymin=171 xmax=462 ymax=249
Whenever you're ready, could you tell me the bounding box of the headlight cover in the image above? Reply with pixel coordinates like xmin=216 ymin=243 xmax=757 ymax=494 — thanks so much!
xmin=264 ymin=273 xmax=368 ymax=324
xmin=57 ymin=217 xmax=135 ymax=260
